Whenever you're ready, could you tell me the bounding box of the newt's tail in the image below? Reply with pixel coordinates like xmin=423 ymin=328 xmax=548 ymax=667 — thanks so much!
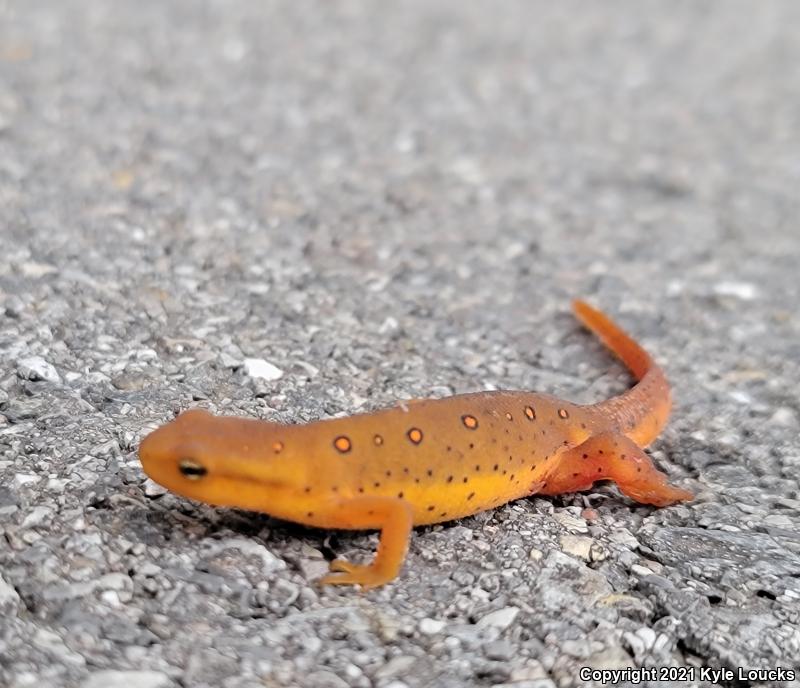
xmin=572 ymin=300 xmax=671 ymax=447
xmin=572 ymin=300 xmax=653 ymax=380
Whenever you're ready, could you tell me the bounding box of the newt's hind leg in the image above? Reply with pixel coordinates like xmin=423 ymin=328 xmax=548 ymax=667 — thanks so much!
xmin=539 ymin=433 xmax=691 ymax=506
xmin=319 ymin=496 xmax=414 ymax=589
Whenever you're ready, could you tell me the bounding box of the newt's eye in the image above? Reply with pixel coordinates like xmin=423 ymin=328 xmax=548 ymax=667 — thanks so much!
xmin=178 ymin=459 xmax=208 ymax=480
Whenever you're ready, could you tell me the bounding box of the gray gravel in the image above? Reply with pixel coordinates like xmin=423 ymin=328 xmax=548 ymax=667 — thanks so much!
xmin=2 ymin=2 xmax=800 ymax=687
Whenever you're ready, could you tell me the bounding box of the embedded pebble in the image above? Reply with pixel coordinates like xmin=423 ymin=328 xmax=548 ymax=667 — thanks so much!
xmin=484 ymin=640 xmax=514 ymax=661
xmin=713 ymin=281 xmax=758 ymax=300
xmin=553 ymin=511 xmax=589 ymax=534
xmin=81 ymin=671 xmax=173 ymax=688
xmin=143 ymin=478 xmax=169 ymax=497
xmin=297 ymin=551 xmax=331 ymax=582
xmin=205 ymin=538 xmax=287 ymax=573
xmin=0 ymin=574 xmax=21 ymax=610
xmin=17 ymin=356 xmax=61 ymax=384
xmin=631 ymin=564 xmax=657 ymax=578
xmin=374 ymin=655 xmax=417 ymax=680
xmin=13 ymin=473 xmax=41 ymax=488
xmin=304 ymin=671 xmax=349 ymax=688
xmin=98 ymin=573 xmax=133 ymax=591
xmin=770 ymin=407 xmax=798 ymax=427
xmin=559 ymin=535 xmax=593 ymax=561
xmin=418 ymin=617 xmax=446 ymax=635
xmin=33 ymin=628 xmax=86 ymax=666
xmin=21 ymin=506 xmax=54 ymax=528
xmin=243 ymin=358 xmax=284 ymax=381
xmin=219 ymin=351 xmax=243 ymax=368
xmin=476 ymin=607 xmax=520 ymax=631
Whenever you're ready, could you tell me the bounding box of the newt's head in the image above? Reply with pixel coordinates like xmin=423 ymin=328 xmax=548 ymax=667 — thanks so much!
xmin=139 ymin=408 xmax=309 ymax=513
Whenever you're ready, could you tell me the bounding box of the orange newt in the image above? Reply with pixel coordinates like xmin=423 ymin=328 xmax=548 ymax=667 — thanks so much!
xmin=138 ymin=301 xmax=691 ymax=588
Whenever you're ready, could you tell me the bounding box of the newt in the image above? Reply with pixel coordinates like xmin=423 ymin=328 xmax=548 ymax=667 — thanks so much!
xmin=138 ymin=300 xmax=691 ymax=588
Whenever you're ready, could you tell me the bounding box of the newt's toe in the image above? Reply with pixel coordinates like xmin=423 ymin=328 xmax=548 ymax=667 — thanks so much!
xmin=319 ymin=560 xmax=392 ymax=588
xmin=631 ymin=483 xmax=693 ymax=507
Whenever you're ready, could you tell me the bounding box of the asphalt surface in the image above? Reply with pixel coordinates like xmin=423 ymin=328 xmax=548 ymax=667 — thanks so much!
xmin=1 ymin=2 xmax=800 ymax=687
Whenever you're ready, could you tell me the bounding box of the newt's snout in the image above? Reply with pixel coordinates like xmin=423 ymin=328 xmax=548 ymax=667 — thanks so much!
xmin=138 ymin=409 xmax=214 ymax=491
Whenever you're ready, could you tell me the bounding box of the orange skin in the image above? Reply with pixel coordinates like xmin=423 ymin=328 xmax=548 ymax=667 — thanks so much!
xmin=139 ymin=301 xmax=691 ymax=588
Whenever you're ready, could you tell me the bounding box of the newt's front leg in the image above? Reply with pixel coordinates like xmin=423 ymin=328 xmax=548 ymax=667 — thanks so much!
xmin=319 ymin=496 xmax=414 ymax=589
xmin=540 ymin=432 xmax=692 ymax=506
